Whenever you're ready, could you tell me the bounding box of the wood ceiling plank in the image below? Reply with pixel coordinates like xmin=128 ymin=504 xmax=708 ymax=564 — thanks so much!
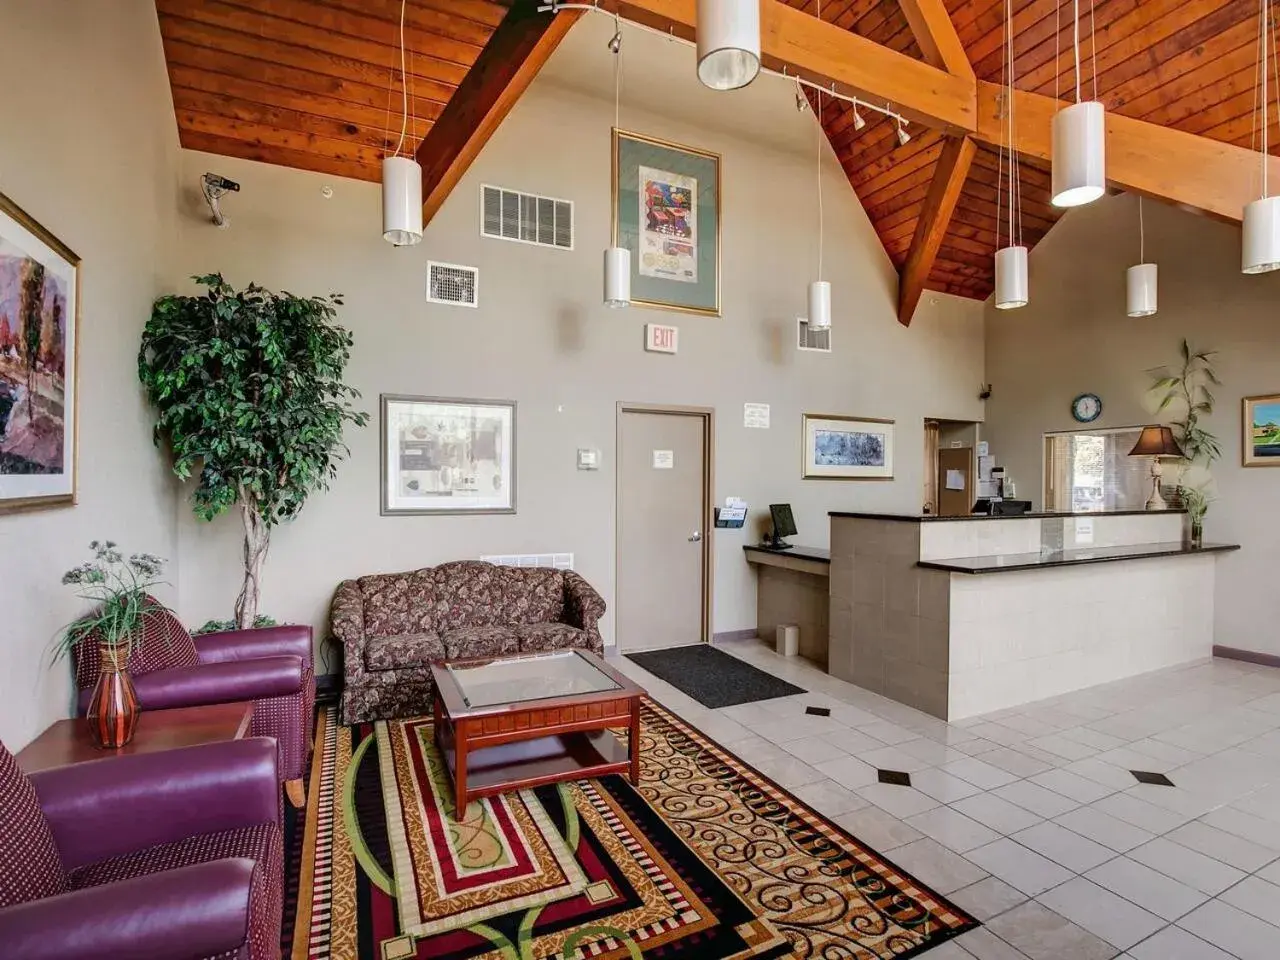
xmin=314 ymin=0 xmax=498 ymax=47
xmin=417 ymin=4 xmax=583 ymax=227
xmin=177 ymin=108 xmax=390 ymax=166
xmin=1114 ymin=24 xmax=1256 ymax=121
xmin=898 ymin=135 xmax=976 ymax=324
xmin=412 ymin=0 xmax=510 ymax=29
xmin=179 ymin=129 xmax=381 ymax=182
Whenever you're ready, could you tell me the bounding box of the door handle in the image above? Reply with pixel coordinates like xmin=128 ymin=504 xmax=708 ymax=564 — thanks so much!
xmin=688 ymin=531 xmax=702 ymax=542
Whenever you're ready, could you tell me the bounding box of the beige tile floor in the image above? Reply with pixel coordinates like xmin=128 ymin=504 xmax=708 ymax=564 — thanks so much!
xmin=610 ymin=639 xmax=1280 ymax=960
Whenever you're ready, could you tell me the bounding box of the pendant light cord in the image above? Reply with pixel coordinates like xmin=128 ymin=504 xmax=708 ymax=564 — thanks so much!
xmin=1138 ymin=196 xmax=1145 ymax=264
xmin=1073 ymin=0 xmax=1081 ymax=103
xmin=816 ymin=0 xmax=824 ymax=282
xmin=997 ymin=0 xmax=1021 ymax=251
xmin=392 ymin=0 xmax=410 ymax=157
xmin=1265 ymin=0 xmax=1270 ymax=198
xmin=612 ymin=14 xmax=623 ymax=245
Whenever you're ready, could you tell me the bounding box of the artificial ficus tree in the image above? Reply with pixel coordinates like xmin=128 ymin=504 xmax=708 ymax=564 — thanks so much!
xmin=139 ymin=274 xmax=367 ymax=629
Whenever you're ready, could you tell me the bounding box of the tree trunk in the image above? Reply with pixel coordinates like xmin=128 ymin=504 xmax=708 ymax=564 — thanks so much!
xmin=235 ymin=501 xmax=270 ymax=630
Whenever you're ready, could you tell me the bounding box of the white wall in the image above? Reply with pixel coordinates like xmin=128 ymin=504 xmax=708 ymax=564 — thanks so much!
xmin=0 ymin=0 xmax=180 ymax=748
xmin=983 ymin=193 xmax=1280 ymax=656
xmin=168 ymin=17 xmax=985 ymax=663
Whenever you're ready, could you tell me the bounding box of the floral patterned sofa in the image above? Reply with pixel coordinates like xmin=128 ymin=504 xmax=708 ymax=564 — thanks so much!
xmin=331 ymin=561 xmax=606 ymax=723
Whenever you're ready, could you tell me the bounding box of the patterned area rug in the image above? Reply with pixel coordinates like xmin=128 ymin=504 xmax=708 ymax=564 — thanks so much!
xmin=290 ymin=703 xmax=977 ymax=959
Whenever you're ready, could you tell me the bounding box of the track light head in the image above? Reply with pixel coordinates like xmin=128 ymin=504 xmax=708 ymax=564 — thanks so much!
xmin=795 ymin=81 xmax=808 ymax=113
xmin=607 ymin=29 xmax=622 ymax=53
xmin=852 ymin=104 xmax=867 ymax=131
xmin=895 ymin=118 xmax=911 ymax=146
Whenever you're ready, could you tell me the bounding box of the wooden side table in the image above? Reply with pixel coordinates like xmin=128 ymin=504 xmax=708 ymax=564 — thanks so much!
xmin=17 ymin=701 xmax=255 ymax=774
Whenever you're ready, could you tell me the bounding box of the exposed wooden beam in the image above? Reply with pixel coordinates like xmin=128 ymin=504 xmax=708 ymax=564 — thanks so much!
xmin=896 ymin=0 xmax=974 ymax=79
xmin=616 ymin=0 xmax=975 ymax=131
xmin=416 ymin=2 xmax=583 ymax=227
xmin=898 ymin=135 xmax=975 ymax=325
xmin=974 ymin=80 xmax=1280 ymax=224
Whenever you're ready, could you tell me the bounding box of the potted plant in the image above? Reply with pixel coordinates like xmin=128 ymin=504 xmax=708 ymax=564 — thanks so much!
xmin=1149 ymin=340 xmax=1221 ymax=537
xmin=139 ymin=275 xmax=367 ymax=630
xmin=54 ymin=541 xmax=166 ymax=748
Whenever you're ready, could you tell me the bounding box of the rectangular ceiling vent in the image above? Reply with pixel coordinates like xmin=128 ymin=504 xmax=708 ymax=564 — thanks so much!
xmin=426 ymin=261 xmax=478 ymax=308
xmin=797 ymin=317 xmax=831 ymax=353
xmin=481 ymin=184 xmax=573 ymax=250
xmin=480 ymin=553 xmax=575 ymax=570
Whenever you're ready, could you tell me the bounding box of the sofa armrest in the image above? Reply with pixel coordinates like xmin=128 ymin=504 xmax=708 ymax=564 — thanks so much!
xmin=563 ymin=571 xmax=606 ymax=631
xmin=196 ymin=623 xmax=313 ymax=671
xmin=31 ymin=737 xmax=279 ymax=871
xmin=0 ymin=859 xmax=254 ymax=960
xmin=78 ymin=655 xmax=304 ymax=714
xmin=331 ymin=579 xmax=365 ymax=655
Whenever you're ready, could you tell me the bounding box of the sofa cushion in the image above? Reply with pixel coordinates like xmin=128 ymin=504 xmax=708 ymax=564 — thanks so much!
xmin=364 ymin=633 xmax=447 ymax=672
xmin=357 ymin=573 xmax=417 ymax=637
xmin=434 ymin=562 xmax=565 ymax=629
xmin=443 ymin=626 xmax=521 ymax=660
xmin=517 ymin=623 xmax=588 ymax=653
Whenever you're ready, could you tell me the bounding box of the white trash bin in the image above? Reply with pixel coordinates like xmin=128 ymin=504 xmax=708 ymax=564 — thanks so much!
xmin=776 ymin=623 xmax=799 ymax=657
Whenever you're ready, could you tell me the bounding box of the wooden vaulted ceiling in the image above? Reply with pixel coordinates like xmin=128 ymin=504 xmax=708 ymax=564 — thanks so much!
xmin=156 ymin=0 xmax=1277 ymax=312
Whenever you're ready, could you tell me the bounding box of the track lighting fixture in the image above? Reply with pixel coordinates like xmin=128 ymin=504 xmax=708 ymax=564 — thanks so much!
xmin=852 ymin=102 xmax=867 ymax=131
xmin=607 ymin=28 xmax=622 ymax=53
xmin=895 ymin=117 xmax=911 ymax=147
xmin=795 ymin=79 xmax=808 ymax=113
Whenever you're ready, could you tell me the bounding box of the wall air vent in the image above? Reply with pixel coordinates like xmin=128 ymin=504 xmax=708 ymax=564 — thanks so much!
xmin=426 ymin=261 xmax=478 ymax=308
xmin=480 ymin=553 xmax=575 ymax=570
xmin=481 ymin=184 xmax=573 ymax=250
xmin=797 ymin=317 xmax=831 ymax=353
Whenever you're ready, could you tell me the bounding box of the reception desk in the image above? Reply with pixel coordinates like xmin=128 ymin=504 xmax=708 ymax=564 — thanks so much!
xmin=826 ymin=510 xmax=1240 ymax=721
xmin=743 ymin=545 xmax=830 ymax=668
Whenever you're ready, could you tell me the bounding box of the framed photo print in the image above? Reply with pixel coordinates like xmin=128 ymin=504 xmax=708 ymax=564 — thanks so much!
xmin=381 ymin=395 xmax=516 ymax=515
xmin=0 ymin=191 xmax=79 ymax=513
xmin=803 ymin=414 xmax=895 ymax=480
xmin=612 ymin=129 xmax=721 ymax=316
xmin=1243 ymin=394 xmax=1280 ymax=467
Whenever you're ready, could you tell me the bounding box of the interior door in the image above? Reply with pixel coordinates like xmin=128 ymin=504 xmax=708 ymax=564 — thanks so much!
xmin=937 ymin=447 xmax=974 ymax=517
xmin=617 ymin=410 xmax=707 ymax=652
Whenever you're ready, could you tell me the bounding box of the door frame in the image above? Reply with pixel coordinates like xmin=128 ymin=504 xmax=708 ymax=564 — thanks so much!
xmin=615 ymin=402 xmax=715 ymax=649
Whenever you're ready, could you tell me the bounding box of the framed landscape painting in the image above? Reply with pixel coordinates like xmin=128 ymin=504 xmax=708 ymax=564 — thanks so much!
xmin=613 ymin=129 xmax=720 ymax=316
xmin=381 ymin=395 xmax=516 ymax=515
xmin=1243 ymin=394 xmax=1280 ymax=467
xmin=803 ymin=414 xmax=895 ymax=480
xmin=0 ymin=191 xmax=79 ymax=513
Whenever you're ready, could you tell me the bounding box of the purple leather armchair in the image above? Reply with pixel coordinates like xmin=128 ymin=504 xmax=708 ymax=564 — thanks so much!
xmin=74 ymin=605 xmax=316 ymax=807
xmin=0 ymin=737 xmax=283 ymax=960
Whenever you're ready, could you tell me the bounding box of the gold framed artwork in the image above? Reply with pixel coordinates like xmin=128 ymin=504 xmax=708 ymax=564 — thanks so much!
xmin=380 ymin=395 xmax=516 ymax=515
xmin=0 ymin=191 xmax=80 ymax=513
xmin=612 ymin=129 xmax=721 ymax=316
xmin=1243 ymin=394 xmax=1280 ymax=467
xmin=802 ymin=414 xmax=895 ymax=480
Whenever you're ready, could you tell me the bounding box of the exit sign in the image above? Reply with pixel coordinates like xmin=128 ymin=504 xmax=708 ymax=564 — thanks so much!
xmin=645 ymin=323 xmax=678 ymax=354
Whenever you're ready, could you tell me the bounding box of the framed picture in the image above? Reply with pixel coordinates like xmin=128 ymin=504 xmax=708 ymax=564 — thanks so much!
xmin=802 ymin=414 xmax=895 ymax=480
xmin=381 ymin=395 xmax=516 ymax=515
xmin=0 ymin=191 xmax=79 ymax=513
xmin=612 ymin=129 xmax=721 ymax=316
xmin=1243 ymin=394 xmax=1280 ymax=467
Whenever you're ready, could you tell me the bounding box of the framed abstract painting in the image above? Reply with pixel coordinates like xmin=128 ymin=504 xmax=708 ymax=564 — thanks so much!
xmin=802 ymin=414 xmax=895 ymax=480
xmin=381 ymin=395 xmax=516 ymax=515
xmin=0 ymin=191 xmax=79 ymax=513
xmin=612 ymin=129 xmax=720 ymax=316
xmin=1243 ymin=394 xmax=1280 ymax=467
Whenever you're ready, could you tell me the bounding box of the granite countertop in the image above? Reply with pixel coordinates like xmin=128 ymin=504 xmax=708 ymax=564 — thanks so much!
xmin=743 ymin=544 xmax=831 ymax=564
xmin=917 ymin=541 xmax=1239 ymax=574
xmin=829 ymin=509 xmax=1187 ymax=522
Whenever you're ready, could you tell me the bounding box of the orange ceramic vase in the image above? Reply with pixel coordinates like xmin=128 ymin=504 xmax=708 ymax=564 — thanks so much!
xmin=87 ymin=642 xmax=139 ymax=748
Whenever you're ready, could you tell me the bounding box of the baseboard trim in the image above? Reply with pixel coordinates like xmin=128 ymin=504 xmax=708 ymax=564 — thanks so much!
xmin=712 ymin=629 xmax=760 ymax=644
xmin=1214 ymin=645 xmax=1280 ymax=668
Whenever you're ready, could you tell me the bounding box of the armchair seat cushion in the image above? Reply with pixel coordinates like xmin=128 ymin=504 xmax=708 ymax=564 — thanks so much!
xmin=365 ymin=632 xmax=447 ymax=672
xmin=443 ymin=625 xmax=521 ymax=660
xmin=516 ymin=623 xmax=590 ymax=653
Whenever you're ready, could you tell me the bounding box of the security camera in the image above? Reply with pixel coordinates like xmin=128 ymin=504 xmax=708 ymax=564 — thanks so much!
xmin=201 ymin=173 xmax=240 ymax=228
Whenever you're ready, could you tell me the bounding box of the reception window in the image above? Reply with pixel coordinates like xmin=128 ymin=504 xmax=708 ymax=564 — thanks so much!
xmin=1044 ymin=427 xmax=1151 ymax=512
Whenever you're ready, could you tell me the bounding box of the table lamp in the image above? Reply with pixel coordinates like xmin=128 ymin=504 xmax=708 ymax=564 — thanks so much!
xmin=1128 ymin=425 xmax=1185 ymax=510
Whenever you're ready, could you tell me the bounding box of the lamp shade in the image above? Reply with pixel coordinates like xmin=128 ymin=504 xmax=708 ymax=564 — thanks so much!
xmin=382 ymin=156 xmax=423 ymax=246
xmin=696 ymin=0 xmax=760 ymax=90
xmin=1128 ymin=425 xmax=1185 ymax=459
xmin=994 ymin=245 xmax=1028 ymax=309
xmin=1126 ymin=262 xmax=1158 ymax=317
xmin=1242 ymin=195 xmax=1280 ymax=274
xmin=807 ymin=280 xmax=831 ymax=329
xmin=1051 ymin=100 xmax=1106 ymax=208
xmin=603 ymin=246 xmax=631 ymax=307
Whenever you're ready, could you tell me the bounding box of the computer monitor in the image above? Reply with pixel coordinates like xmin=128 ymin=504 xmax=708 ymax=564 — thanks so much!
xmin=767 ymin=503 xmax=798 ymax=548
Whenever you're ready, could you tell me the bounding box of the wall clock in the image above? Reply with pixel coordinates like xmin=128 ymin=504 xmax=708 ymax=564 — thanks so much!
xmin=1072 ymin=393 xmax=1103 ymax=423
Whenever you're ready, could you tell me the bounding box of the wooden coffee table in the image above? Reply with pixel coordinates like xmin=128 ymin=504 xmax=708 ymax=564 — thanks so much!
xmin=17 ymin=701 xmax=255 ymax=774
xmin=429 ymin=649 xmax=645 ymax=816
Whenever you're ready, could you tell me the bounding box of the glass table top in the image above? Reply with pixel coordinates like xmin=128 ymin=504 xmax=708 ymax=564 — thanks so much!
xmin=446 ymin=650 xmax=621 ymax=709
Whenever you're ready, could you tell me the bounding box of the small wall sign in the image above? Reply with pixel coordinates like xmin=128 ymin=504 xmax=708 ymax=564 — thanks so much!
xmin=743 ymin=403 xmax=770 ymax=428
xmin=652 ymin=449 xmax=674 ymax=469
xmin=645 ymin=323 xmax=679 ymax=354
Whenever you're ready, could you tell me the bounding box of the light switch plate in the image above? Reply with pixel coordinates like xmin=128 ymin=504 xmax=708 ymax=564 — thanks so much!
xmin=577 ymin=448 xmax=599 ymax=471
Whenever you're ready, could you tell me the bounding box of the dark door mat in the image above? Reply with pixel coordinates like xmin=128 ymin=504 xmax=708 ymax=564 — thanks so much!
xmin=625 ymin=645 xmax=805 ymax=709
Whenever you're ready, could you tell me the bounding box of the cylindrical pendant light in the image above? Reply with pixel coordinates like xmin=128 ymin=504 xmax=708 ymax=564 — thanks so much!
xmin=995 ymin=246 xmax=1028 ymax=309
xmin=1126 ymin=263 xmax=1158 ymax=317
xmin=1243 ymin=196 xmax=1280 ymax=273
xmin=696 ymin=0 xmax=760 ymax=91
xmin=382 ymin=156 xmax=423 ymax=246
xmin=807 ymin=280 xmax=831 ymax=330
xmin=604 ymin=247 xmax=631 ymax=307
xmin=1051 ymin=100 xmax=1105 ymax=207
